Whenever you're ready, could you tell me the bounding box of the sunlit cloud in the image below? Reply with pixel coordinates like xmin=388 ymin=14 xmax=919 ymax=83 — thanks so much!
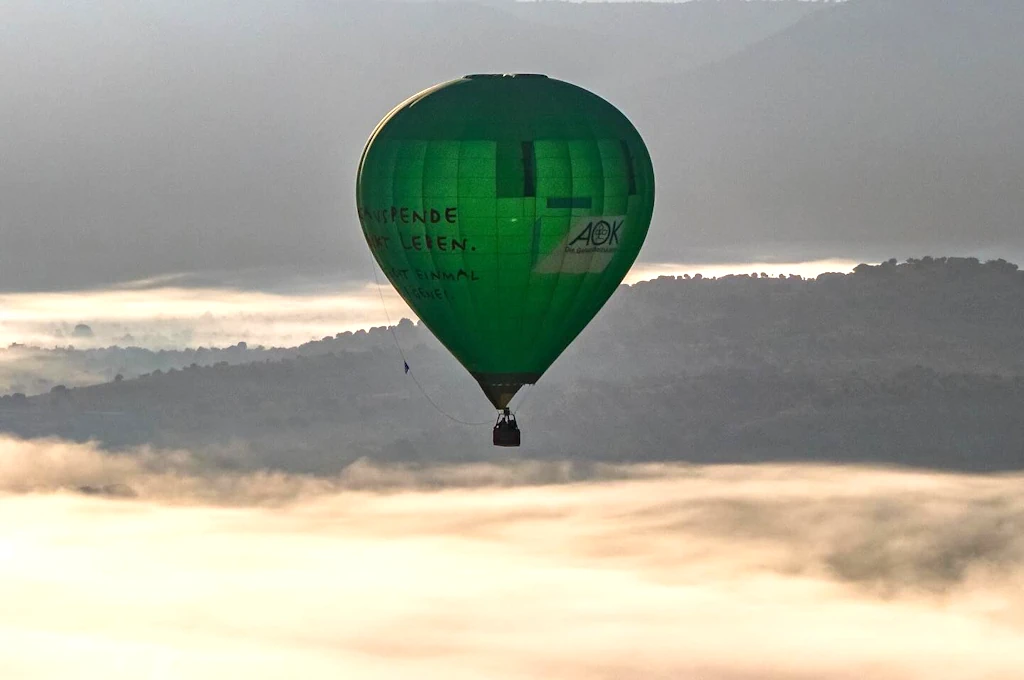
xmin=0 ymin=436 xmax=1022 ymax=679
xmin=0 ymin=283 xmax=414 ymax=351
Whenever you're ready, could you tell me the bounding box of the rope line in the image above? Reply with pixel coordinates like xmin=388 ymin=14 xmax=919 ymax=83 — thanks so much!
xmin=366 ymin=249 xmax=493 ymax=427
xmin=509 ymin=383 xmax=534 ymax=416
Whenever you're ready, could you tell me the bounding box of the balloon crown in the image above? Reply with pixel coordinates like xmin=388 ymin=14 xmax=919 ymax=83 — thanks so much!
xmin=464 ymin=73 xmax=548 ymax=79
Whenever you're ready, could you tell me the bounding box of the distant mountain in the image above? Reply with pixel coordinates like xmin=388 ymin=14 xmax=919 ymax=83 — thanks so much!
xmin=3 ymin=256 xmax=1024 ymax=474
xmin=633 ymin=0 xmax=1024 ymax=263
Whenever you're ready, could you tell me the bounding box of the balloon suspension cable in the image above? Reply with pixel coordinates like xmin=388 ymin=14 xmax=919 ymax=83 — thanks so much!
xmin=366 ymin=249 xmax=493 ymax=427
xmin=509 ymin=383 xmax=533 ymax=417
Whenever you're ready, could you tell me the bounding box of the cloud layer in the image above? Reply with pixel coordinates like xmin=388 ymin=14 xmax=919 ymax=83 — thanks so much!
xmin=0 ymin=282 xmax=411 ymax=351
xmin=1 ymin=436 xmax=1022 ymax=679
xmin=0 ymin=259 xmax=855 ymax=353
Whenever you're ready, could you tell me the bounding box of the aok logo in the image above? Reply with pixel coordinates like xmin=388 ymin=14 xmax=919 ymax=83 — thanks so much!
xmin=568 ymin=218 xmax=625 ymax=248
xmin=533 ymin=214 xmax=627 ymax=273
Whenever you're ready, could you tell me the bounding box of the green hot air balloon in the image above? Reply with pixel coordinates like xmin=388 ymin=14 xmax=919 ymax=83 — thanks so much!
xmin=356 ymin=74 xmax=655 ymax=445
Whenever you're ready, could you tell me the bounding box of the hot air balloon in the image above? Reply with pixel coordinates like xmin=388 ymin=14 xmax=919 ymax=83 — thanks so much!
xmin=356 ymin=74 xmax=655 ymax=446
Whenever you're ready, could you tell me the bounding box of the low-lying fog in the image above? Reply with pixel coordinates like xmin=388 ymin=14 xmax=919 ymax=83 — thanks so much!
xmin=2 ymin=436 xmax=1021 ymax=679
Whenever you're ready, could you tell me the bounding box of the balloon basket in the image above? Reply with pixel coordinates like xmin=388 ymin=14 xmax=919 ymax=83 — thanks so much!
xmin=493 ymin=409 xmax=521 ymax=447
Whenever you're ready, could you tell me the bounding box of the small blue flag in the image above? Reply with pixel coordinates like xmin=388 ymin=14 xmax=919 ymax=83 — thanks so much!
xmin=404 ymin=361 xmax=410 ymax=374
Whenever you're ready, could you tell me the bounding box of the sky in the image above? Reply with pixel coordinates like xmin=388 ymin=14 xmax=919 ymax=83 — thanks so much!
xmin=1 ymin=435 xmax=1023 ymax=679
xmin=0 ymin=0 xmax=801 ymax=292
xmin=5 ymin=0 xmax=1020 ymax=295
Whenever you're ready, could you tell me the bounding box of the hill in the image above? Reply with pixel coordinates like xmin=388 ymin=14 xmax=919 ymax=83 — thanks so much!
xmin=3 ymin=257 xmax=1023 ymax=473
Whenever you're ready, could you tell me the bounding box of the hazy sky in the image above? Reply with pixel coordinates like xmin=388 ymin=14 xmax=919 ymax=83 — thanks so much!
xmin=9 ymin=0 xmax=1015 ymax=290
xmin=0 ymin=0 xmax=806 ymax=291
xmin=1 ymin=435 xmax=1023 ymax=679
xmin=8 ymin=0 xmax=1019 ymax=294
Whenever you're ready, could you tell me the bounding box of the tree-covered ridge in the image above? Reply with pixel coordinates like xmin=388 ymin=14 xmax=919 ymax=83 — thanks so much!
xmin=2 ymin=256 xmax=1023 ymax=473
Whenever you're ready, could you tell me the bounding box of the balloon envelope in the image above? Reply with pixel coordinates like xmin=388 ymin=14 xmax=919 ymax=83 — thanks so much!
xmin=357 ymin=74 xmax=655 ymax=408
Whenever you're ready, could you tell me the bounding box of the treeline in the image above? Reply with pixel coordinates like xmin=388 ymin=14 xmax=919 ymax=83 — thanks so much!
xmin=2 ymin=359 xmax=1022 ymax=474
xmin=2 ymin=256 xmax=1024 ymax=472
xmin=7 ymin=255 xmax=1024 ymax=396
